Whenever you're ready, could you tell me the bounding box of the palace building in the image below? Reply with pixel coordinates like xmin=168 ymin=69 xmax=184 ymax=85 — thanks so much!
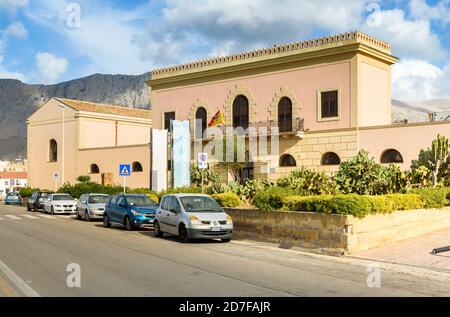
xmin=148 ymin=31 xmax=450 ymax=181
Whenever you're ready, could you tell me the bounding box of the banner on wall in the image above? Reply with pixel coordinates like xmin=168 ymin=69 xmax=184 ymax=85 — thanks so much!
xmin=171 ymin=120 xmax=191 ymax=188
xmin=151 ymin=129 xmax=168 ymax=192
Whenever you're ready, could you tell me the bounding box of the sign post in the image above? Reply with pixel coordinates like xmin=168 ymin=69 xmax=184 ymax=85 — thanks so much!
xmin=52 ymin=172 xmax=60 ymax=191
xmin=198 ymin=153 xmax=208 ymax=194
xmin=119 ymin=164 xmax=131 ymax=194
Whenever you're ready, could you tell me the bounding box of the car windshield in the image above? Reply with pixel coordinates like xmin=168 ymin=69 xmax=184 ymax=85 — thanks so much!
xmin=7 ymin=193 xmax=19 ymax=197
xmin=126 ymin=196 xmax=157 ymax=207
xmin=180 ymin=196 xmax=223 ymax=213
xmin=53 ymin=194 xmax=73 ymax=201
xmin=41 ymin=193 xmax=50 ymax=198
xmin=89 ymin=195 xmax=110 ymax=204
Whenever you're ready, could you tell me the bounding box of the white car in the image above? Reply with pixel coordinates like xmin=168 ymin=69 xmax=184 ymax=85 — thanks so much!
xmin=154 ymin=194 xmax=233 ymax=243
xmin=44 ymin=193 xmax=77 ymax=215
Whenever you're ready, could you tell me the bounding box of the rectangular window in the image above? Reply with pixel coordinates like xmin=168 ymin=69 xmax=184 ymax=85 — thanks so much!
xmin=320 ymin=90 xmax=338 ymax=119
xmin=164 ymin=112 xmax=176 ymax=131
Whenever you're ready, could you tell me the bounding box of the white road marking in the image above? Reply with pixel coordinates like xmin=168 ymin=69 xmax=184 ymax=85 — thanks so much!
xmin=37 ymin=214 xmax=56 ymax=219
xmin=4 ymin=215 xmax=21 ymax=220
xmin=22 ymin=215 xmax=39 ymax=219
xmin=0 ymin=260 xmax=40 ymax=297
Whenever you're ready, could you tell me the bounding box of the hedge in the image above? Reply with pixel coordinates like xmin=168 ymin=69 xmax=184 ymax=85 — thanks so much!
xmin=253 ymin=186 xmax=297 ymax=211
xmin=282 ymin=194 xmax=425 ymax=217
xmin=211 ymin=192 xmax=241 ymax=208
xmin=410 ymin=187 xmax=448 ymax=209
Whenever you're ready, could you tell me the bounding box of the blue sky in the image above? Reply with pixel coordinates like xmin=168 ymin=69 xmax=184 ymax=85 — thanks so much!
xmin=0 ymin=0 xmax=449 ymax=102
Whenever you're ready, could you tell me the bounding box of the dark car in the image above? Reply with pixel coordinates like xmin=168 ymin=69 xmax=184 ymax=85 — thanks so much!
xmin=103 ymin=194 xmax=158 ymax=231
xmin=5 ymin=192 xmax=22 ymax=205
xmin=27 ymin=191 xmax=53 ymax=212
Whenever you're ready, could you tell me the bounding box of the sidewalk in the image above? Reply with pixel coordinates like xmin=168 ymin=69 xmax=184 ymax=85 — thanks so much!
xmin=351 ymin=228 xmax=450 ymax=271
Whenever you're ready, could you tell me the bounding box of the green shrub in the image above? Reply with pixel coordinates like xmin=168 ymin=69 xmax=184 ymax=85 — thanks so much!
xmin=283 ymin=193 xmax=425 ymax=217
xmin=158 ymin=186 xmax=203 ymax=197
xmin=276 ymin=168 xmax=337 ymax=195
xmin=58 ymin=182 xmax=123 ymax=198
xmin=385 ymin=194 xmax=424 ymax=210
xmin=253 ymin=186 xmax=297 ymax=211
xmin=211 ymin=192 xmax=241 ymax=208
xmin=410 ymin=187 xmax=448 ymax=209
xmin=19 ymin=187 xmax=39 ymax=198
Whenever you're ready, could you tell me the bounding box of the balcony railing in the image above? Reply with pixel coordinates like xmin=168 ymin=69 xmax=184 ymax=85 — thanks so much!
xmin=193 ymin=117 xmax=305 ymax=140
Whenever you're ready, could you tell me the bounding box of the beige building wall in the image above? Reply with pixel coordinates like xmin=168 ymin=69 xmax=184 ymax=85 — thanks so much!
xmin=27 ymin=98 xmax=152 ymax=190
xmin=78 ymin=145 xmax=150 ymax=187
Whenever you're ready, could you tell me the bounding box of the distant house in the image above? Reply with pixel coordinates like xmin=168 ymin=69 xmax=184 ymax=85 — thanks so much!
xmin=27 ymin=98 xmax=152 ymax=190
xmin=0 ymin=171 xmax=27 ymax=198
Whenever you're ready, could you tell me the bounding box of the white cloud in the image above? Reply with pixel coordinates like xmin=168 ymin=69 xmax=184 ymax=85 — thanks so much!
xmin=0 ymin=0 xmax=28 ymax=14
xmin=363 ymin=7 xmax=447 ymax=61
xmin=392 ymin=58 xmax=450 ymax=102
xmin=2 ymin=21 xmax=28 ymax=39
xmin=0 ymin=55 xmax=25 ymax=80
xmin=35 ymin=52 xmax=69 ymax=84
xmin=409 ymin=0 xmax=450 ymax=25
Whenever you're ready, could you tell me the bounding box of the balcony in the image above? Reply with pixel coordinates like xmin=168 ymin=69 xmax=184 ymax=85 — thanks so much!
xmin=193 ymin=117 xmax=305 ymax=141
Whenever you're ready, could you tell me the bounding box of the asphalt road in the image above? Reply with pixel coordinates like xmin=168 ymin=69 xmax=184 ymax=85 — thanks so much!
xmin=0 ymin=203 xmax=449 ymax=297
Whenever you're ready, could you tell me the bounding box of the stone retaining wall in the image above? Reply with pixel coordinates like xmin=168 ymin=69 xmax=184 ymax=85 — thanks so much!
xmin=225 ymin=207 xmax=450 ymax=254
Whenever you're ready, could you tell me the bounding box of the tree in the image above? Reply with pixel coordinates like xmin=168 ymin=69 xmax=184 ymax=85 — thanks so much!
xmin=76 ymin=175 xmax=91 ymax=183
xmin=430 ymin=134 xmax=449 ymax=186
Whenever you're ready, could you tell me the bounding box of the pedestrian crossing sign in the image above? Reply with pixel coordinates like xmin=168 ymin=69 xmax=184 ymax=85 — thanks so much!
xmin=119 ymin=164 xmax=131 ymax=176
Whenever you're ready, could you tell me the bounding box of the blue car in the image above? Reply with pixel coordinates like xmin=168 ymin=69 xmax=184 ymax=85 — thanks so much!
xmin=5 ymin=192 xmax=22 ymax=205
xmin=103 ymin=194 xmax=158 ymax=231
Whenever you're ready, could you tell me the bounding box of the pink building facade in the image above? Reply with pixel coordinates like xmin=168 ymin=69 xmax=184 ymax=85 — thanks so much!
xmin=149 ymin=31 xmax=449 ymax=180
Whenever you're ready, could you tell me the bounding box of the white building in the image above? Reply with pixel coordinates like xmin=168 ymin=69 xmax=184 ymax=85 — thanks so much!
xmin=0 ymin=171 xmax=28 ymax=199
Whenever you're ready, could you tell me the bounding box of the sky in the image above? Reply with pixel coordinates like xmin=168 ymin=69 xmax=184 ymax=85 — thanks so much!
xmin=0 ymin=0 xmax=449 ymax=102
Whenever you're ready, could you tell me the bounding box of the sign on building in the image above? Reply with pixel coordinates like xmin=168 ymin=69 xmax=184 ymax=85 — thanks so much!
xmin=198 ymin=152 xmax=208 ymax=169
xmin=52 ymin=172 xmax=60 ymax=181
xmin=119 ymin=164 xmax=131 ymax=176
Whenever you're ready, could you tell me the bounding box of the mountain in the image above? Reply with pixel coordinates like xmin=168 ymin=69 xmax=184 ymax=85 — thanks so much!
xmin=0 ymin=73 xmax=151 ymax=159
xmin=392 ymin=99 xmax=450 ymax=123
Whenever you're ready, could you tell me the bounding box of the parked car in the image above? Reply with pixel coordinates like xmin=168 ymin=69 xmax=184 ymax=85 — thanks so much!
xmin=43 ymin=193 xmax=77 ymax=214
xmin=103 ymin=194 xmax=158 ymax=231
xmin=76 ymin=193 xmax=110 ymax=221
xmin=154 ymin=194 xmax=233 ymax=243
xmin=27 ymin=191 xmax=53 ymax=212
xmin=4 ymin=192 xmax=22 ymax=205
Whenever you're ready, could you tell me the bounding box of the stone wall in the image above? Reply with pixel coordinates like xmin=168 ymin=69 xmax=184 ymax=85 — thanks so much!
xmin=225 ymin=207 xmax=450 ymax=254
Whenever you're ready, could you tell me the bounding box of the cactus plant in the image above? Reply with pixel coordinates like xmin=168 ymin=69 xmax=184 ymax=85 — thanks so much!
xmin=430 ymin=134 xmax=449 ymax=187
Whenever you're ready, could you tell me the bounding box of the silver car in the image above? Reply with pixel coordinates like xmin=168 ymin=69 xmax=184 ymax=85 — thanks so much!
xmin=154 ymin=194 xmax=233 ymax=243
xmin=77 ymin=193 xmax=110 ymax=221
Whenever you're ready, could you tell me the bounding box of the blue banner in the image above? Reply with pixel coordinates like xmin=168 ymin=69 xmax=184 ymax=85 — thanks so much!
xmin=171 ymin=120 xmax=191 ymax=188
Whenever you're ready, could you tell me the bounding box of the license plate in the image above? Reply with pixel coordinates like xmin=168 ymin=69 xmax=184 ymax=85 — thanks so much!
xmin=211 ymin=227 xmax=221 ymax=231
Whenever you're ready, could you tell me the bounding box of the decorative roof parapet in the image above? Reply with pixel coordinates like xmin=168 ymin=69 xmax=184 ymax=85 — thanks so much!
xmin=151 ymin=31 xmax=392 ymax=78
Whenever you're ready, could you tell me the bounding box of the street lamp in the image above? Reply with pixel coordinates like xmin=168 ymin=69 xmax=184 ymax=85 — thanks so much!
xmin=58 ymin=104 xmax=65 ymax=185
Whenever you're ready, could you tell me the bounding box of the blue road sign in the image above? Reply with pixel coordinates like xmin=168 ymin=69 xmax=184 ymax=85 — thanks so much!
xmin=119 ymin=164 xmax=131 ymax=176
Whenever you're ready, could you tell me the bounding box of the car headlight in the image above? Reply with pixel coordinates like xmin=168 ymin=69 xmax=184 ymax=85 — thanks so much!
xmin=226 ymin=215 xmax=233 ymax=225
xmin=131 ymin=210 xmax=143 ymax=216
xmin=189 ymin=215 xmax=202 ymax=225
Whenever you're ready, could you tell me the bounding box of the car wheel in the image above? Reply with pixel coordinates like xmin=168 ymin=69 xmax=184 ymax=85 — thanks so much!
xmin=153 ymin=221 xmax=163 ymax=237
xmin=27 ymin=204 xmax=31 ymax=212
xmin=221 ymin=238 xmax=231 ymax=243
xmin=179 ymin=224 xmax=190 ymax=243
xmin=103 ymin=214 xmax=111 ymax=228
xmin=85 ymin=210 xmax=90 ymax=222
xmin=125 ymin=217 xmax=134 ymax=231
xmin=51 ymin=206 xmax=55 ymax=215
xmin=76 ymin=210 xmax=81 ymax=220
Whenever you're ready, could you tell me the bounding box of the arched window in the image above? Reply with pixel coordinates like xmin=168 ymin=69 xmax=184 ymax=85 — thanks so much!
xmin=132 ymin=161 xmax=143 ymax=172
xmin=321 ymin=152 xmax=341 ymax=165
xmin=195 ymin=107 xmax=207 ymax=139
xmin=90 ymin=164 xmax=100 ymax=174
xmin=49 ymin=139 xmax=57 ymax=162
xmin=232 ymin=95 xmax=249 ymax=129
xmin=279 ymin=154 xmax=297 ymax=167
xmin=381 ymin=149 xmax=403 ymax=163
xmin=278 ymin=97 xmax=292 ymax=132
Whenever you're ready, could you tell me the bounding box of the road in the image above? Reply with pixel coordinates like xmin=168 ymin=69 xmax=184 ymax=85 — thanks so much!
xmin=0 ymin=203 xmax=449 ymax=297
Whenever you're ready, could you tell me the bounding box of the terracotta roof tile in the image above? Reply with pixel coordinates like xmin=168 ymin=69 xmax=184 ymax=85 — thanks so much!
xmin=0 ymin=172 xmax=27 ymax=179
xmin=56 ymin=98 xmax=152 ymax=119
